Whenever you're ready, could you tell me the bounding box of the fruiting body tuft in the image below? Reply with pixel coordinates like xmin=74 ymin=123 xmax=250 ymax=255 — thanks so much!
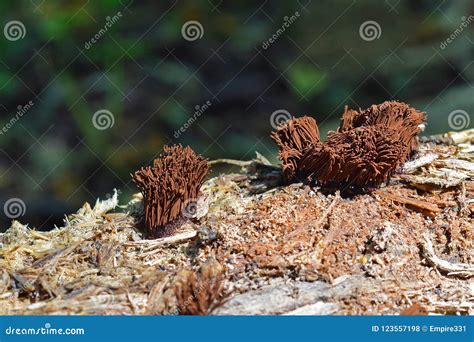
xmin=338 ymin=101 xmax=425 ymax=158
xmin=132 ymin=145 xmax=209 ymax=238
xmin=270 ymin=116 xmax=320 ymax=180
xmin=271 ymin=101 xmax=426 ymax=190
xmin=299 ymin=125 xmax=406 ymax=188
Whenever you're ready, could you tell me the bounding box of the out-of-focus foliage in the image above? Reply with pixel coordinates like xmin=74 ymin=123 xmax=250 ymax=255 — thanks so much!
xmin=0 ymin=0 xmax=472 ymax=230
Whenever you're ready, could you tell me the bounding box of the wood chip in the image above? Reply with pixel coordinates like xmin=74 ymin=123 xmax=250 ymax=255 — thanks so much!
xmin=420 ymin=235 xmax=474 ymax=278
xmin=378 ymin=192 xmax=441 ymax=216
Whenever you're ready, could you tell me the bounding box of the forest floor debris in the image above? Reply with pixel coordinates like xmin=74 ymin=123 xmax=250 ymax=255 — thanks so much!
xmin=0 ymin=130 xmax=472 ymax=315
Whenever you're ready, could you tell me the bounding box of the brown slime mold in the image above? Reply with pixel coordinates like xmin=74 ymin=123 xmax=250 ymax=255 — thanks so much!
xmin=131 ymin=144 xmax=209 ymax=238
xmin=270 ymin=116 xmax=320 ymax=180
xmin=338 ymin=100 xmax=425 ymax=158
xmin=271 ymin=101 xmax=426 ymax=190
xmin=299 ymin=125 xmax=406 ymax=188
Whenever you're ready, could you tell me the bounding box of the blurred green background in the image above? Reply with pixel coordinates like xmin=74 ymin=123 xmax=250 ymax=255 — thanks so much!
xmin=0 ymin=0 xmax=473 ymax=230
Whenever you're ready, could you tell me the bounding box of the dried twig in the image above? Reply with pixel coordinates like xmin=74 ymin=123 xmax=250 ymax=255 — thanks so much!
xmin=378 ymin=191 xmax=441 ymax=216
xmin=420 ymin=235 xmax=474 ymax=278
xmin=124 ymin=230 xmax=197 ymax=249
xmin=401 ymin=153 xmax=438 ymax=173
xmin=208 ymin=159 xmax=253 ymax=167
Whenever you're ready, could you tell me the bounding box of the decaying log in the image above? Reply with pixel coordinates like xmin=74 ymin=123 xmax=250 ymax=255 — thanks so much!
xmin=0 ymin=129 xmax=472 ymax=315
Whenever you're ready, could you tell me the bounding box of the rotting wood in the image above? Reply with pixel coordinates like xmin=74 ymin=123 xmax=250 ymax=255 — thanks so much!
xmin=377 ymin=191 xmax=442 ymax=216
xmin=213 ymin=276 xmax=368 ymax=315
xmin=420 ymin=234 xmax=474 ymax=278
xmin=402 ymin=153 xmax=439 ymax=174
xmin=0 ymin=129 xmax=472 ymax=316
xmin=124 ymin=229 xmax=197 ymax=249
xmin=419 ymin=128 xmax=474 ymax=145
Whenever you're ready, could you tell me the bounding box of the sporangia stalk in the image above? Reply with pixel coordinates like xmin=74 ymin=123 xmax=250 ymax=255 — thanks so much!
xmin=299 ymin=125 xmax=406 ymax=188
xmin=270 ymin=116 xmax=320 ymax=180
xmin=338 ymin=100 xmax=426 ymax=159
xmin=131 ymin=144 xmax=209 ymax=238
xmin=271 ymin=101 xmax=426 ymax=190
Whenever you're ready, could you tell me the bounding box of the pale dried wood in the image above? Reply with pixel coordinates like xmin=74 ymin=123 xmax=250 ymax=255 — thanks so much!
xmin=420 ymin=235 xmax=474 ymax=278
